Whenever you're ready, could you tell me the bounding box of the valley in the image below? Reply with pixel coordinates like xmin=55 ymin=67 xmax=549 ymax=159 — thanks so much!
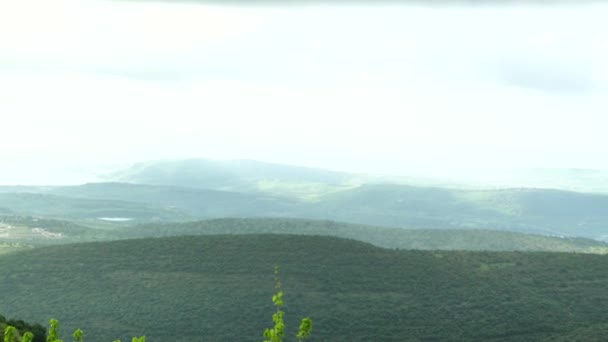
xmin=1 ymin=159 xmax=608 ymax=240
xmin=1 ymin=159 xmax=607 ymax=340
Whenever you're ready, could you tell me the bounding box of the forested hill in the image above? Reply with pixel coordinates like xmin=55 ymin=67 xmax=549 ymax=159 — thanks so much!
xmin=124 ymin=218 xmax=608 ymax=253
xmin=2 ymin=235 xmax=608 ymax=341
xmin=3 ymin=159 xmax=608 ymax=240
xmin=3 ymin=215 xmax=608 ymax=253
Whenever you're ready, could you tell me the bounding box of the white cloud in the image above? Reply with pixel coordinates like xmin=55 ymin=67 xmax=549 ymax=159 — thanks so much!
xmin=1 ymin=2 xmax=607 ymax=184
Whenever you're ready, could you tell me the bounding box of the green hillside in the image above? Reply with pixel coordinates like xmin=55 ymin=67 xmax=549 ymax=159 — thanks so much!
xmin=49 ymin=182 xmax=299 ymax=217
xmin=0 ymin=182 xmax=301 ymax=224
xmin=99 ymin=159 xmax=608 ymax=239
xmin=3 ymin=159 xmax=608 ymax=240
xmin=2 ymin=180 xmax=608 ymax=239
xmin=3 ymin=216 xmax=606 ymax=253
xmin=307 ymin=184 xmax=608 ymax=238
xmin=0 ymin=192 xmax=188 ymax=223
xmin=124 ymin=218 xmax=608 ymax=253
xmin=0 ymin=242 xmax=32 ymax=255
xmin=1 ymin=235 xmax=608 ymax=341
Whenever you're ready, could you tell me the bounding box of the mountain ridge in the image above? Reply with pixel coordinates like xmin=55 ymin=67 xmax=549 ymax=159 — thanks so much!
xmin=103 ymin=158 xmax=608 ymax=194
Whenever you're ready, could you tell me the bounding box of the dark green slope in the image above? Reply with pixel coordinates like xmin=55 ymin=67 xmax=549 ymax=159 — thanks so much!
xmin=550 ymin=323 xmax=608 ymax=342
xmin=1 ymin=235 xmax=608 ymax=341
xmin=4 ymin=215 xmax=607 ymax=253
xmin=49 ymin=182 xmax=298 ymax=217
xmin=304 ymin=184 xmax=485 ymax=229
xmin=124 ymin=218 xmax=608 ymax=253
xmin=0 ymin=183 xmax=299 ymax=224
xmin=306 ymin=184 xmax=608 ymax=238
xmin=0 ymin=193 xmax=187 ymax=222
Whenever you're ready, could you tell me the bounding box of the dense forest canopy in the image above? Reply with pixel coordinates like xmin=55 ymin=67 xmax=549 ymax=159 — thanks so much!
xmin=2 ymin=235 xmax=608 ymax=341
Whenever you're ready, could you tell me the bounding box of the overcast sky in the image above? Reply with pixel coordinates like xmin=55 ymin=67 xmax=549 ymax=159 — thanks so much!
xmin=1 ymin=0 xmax=607 ymax=184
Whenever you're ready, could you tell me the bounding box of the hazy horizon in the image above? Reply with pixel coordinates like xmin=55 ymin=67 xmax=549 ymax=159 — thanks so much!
xmin=1 ymin=0 xmax=607 ymax=185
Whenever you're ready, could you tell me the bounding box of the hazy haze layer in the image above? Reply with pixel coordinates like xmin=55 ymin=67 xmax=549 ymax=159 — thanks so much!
xmin=1 ymin=0 xmax=607 ymax=184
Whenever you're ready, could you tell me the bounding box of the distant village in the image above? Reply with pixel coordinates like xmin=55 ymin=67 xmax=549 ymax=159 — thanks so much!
xmin=0 ymin=222 xmax=63 ymax=239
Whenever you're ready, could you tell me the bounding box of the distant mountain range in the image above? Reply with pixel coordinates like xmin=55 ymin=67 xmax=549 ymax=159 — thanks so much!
xmin=123 ymin=217 xmax=608 ymax=253
xmin=103 ymin=158 xmax=608 ymax=195
xmin=102 ymin=159 xmax=357 ymax=196
xmin=2 ymin=158 xmax=608 ymax=341
xmin=1 ymin=158 xmax=607 ymax=240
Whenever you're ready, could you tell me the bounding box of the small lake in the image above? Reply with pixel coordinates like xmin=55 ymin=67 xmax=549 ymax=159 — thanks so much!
xmin=97 ymin=217 xmax=134 ymax=222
